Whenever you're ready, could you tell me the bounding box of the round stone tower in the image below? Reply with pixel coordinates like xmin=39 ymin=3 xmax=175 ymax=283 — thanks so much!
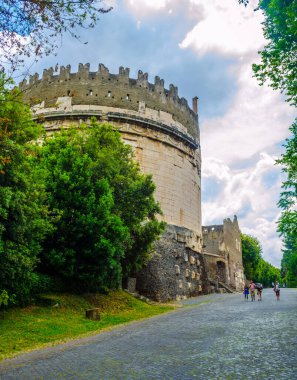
xmin=20 ymin=63 xmax=206 ymax=300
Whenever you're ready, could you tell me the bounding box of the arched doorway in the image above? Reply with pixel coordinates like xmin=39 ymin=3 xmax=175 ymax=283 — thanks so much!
xmin=216 ymin=261 xmax=227 ymax=283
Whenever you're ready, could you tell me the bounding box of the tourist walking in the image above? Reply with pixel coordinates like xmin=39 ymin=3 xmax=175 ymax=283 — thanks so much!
xmin=274 ymin=281 xmax=281 ymax=301
xmin=243 ymin=285 xmax=249 ymax=301
xmin=257 ymin=283 xmax=262 ymax=301
xmin=249 ymin=281 xmax=256 ymax=302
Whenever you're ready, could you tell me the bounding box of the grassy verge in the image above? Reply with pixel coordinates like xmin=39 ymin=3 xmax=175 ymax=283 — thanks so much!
xmin=0 ymin=291 xmax=175 ymax=361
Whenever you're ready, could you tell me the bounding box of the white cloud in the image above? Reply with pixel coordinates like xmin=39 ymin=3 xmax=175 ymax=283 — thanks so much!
xmin=125 ymin=0 xmax=167 ymax=15
xmin=179 ymin=0 xmax=265 ymax=57
xmin=202 ymin=153 xmax=284 ymax=266
xmin=124 ymin=0 xmax=204 ymax=21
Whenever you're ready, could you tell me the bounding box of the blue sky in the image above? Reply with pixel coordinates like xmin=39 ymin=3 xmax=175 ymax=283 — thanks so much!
xmin=22 ymin=0 xmax=296 ymax=267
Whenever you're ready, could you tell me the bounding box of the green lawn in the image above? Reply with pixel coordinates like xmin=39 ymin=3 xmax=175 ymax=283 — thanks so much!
xmin=0 ymin=291 xmax=174 ymax=360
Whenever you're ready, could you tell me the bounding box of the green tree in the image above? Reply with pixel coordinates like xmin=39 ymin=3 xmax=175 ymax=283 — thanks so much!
xmin=0 ymin=0 xmax=112 ymax=74
xmin=0 ymin=74 xmax=52 ymax=306
xmin=240 ymin=0 xmax=297 ymax=106
xmin=39 ymin=121 xmax=165 ymax=292
xmin=241 ymin=233 xmax=262 ymax=281
xmin=241 ymin=233 xmax=281 ymax=285
xmin=277 ymin=120 xmax=297 ymax=286
xmin=239 ymin=0 xmax=297 ymax=284
xmin=281 ymin=236 xmax=297 ymax=286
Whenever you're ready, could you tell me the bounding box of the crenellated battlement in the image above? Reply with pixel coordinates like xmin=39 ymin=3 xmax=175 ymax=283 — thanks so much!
xmin=20 ymin=63 xmax=199 ymax=140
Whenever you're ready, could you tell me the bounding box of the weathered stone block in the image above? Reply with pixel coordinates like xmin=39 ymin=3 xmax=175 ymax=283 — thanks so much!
xmin=189 ymin=255 xmax=196 ymax=265
xmin=126 ymin=277 xmax=137 ymax=293
xmin=86 ymin=308 xmax=100 ymax=320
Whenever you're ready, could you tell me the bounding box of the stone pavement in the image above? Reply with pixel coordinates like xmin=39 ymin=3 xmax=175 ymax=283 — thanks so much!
xmin=0 ymin=289 xmax=296 ymax=380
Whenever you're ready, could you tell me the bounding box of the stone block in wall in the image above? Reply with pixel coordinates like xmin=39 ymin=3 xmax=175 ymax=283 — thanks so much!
xmin=197 ymin=259 xmax=200 ymax=266
xmin=187 ymin=282 xmax=192 ymax=289
xmin=175 ymin=265 xmax=180 ymax=275
xmin=185 ymin=269 xmax=190 ymax=278
xmin=126 ymin=277 xmax=137 ymax=293
xmin=196 ymin=273 xmax=201 ymax=281
xmin=184 ymin=253 xmax=188 ymax=262
xmin=191 ymin=271 xmax=196 ymax=279
xmin=178 ymin=280 xmax=183 ymax=289
xmin=189 ymin=255 xmax=196 ymax=265
xmin=177 ymin=233 xmax=187 ymax=243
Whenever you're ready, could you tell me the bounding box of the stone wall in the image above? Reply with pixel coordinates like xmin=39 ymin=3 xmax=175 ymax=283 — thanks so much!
xmin=136 ymin=226 xmax=208 ymax=302
xmin=202 ymin=216 xmax=245 ymax=291
xmin=20 ymin=63 xmax=199 ymax=140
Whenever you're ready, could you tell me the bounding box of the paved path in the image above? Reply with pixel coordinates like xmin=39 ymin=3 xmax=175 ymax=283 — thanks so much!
xmin=0 ymin=288 xmax=296 ymax=380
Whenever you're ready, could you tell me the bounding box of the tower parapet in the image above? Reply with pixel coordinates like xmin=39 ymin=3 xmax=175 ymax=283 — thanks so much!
xmin=20 ymin=63 xmax=199 ymax=140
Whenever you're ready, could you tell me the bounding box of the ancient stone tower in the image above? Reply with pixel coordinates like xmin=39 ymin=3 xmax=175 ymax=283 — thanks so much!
xmin=20 ymin=63 xmax=206 ymax=301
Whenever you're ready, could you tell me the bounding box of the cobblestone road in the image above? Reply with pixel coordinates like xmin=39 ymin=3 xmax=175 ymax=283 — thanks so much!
xmin=0 ymin=288 xmax=296 ymax=380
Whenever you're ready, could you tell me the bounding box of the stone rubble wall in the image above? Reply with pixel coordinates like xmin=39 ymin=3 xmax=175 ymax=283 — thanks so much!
xmin=136 ymin=226 xmax=208 ymax=302
xmin=202 ymin=216 xmax=245 ymax=291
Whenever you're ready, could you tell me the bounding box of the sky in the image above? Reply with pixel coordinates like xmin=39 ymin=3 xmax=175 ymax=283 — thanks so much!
xmin=22 ymin=0 xmax=296 ymax=267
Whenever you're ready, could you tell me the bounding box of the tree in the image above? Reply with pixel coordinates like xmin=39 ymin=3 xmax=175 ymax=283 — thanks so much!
xmin=277 ymin=120 xmax=297 ymax=286
xmin=239 ymin=0 xmax=297 ymax=106
xmin=0 ymin=0 xmax=112 ymax=74
xmin=39 ymin=121 xmax=165 ymax=292
xmin=241 ymin=233 xmax=281 ymax=286
xmin=239 ymin=1 xmax=296 ymax=283
xmin=281 ymin=235 xmax=297 ymax=286
xmin=0 ymin=74 xmax=52 ymax=306
xmin=241 ymin=233 xmax=262 ymax=281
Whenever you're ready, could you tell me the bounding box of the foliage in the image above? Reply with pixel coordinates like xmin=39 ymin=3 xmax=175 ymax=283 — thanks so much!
xmin=240 ymin=0 xmax=297 ymax=106
xmin=239 ymin=1 xmax=296 ymax=285
xmin=277 ymin=120 xmax=297 ymax=286
xmin=39 ymin=121 xmax=165 ymax=292
xmin=0 ymin=74 xmax=52 ymax=306
xmin=241 ymin=233 xmax=262 ymax=280
xmin=241 ymin=234 xmax=281 ymax=286
xmin=0 ymin=290 xmax=174 ymax=360
xmin=0 ymin=0 xmax=112 ymax=74
xmin=281 ymin=235 xmax=297 ymax=286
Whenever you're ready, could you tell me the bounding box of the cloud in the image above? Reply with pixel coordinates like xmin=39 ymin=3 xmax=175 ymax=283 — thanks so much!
xmin=125 ymin=0 xmax=204 ymax=22
xmin=179 ymin=0 xmax=265 ymax=58
xmin=202 ymin=153 xmax=284 ymax=266
xmin=201 ymin=59 xmax=296 ymax=165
